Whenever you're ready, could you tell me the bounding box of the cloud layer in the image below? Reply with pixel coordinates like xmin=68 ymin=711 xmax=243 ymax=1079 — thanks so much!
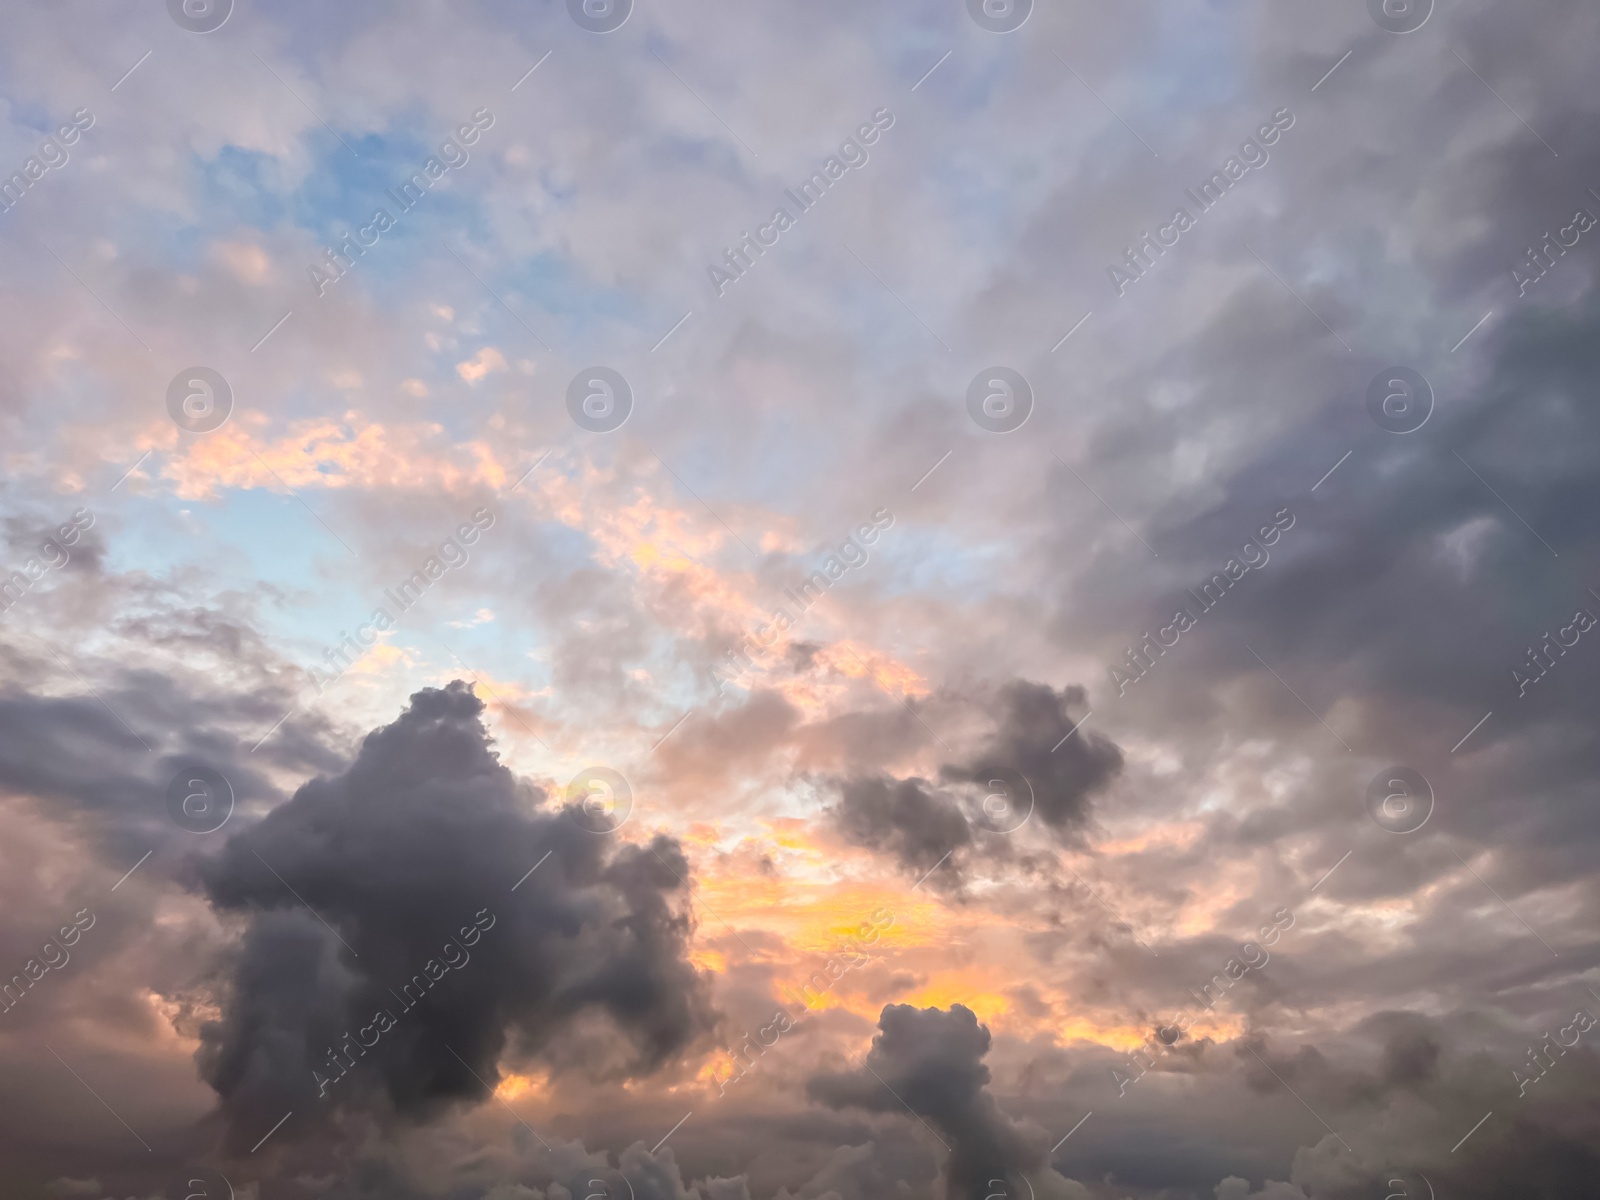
xmin=199 ymin=683 xmax=714 ymax=1151
xmin=1 ymin=0 xmax=1599 ymax=1196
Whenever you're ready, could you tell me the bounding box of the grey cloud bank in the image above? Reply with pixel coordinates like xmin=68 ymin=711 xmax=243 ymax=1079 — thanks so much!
xmin=1108 ymin=107 xmax=1295 ymax=296
xmin=707 ymin=108 xmax=895 ymax=297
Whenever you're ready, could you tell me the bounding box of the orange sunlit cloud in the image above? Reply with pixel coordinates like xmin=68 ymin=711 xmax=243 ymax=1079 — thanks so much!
xmin=160 ymin=412 xmax=510 ymax=499
xmin=160 ymin=418 xmax=932 ymax=735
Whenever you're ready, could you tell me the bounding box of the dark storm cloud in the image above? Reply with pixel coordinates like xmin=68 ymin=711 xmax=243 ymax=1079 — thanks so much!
xmin=940 ymin=680 xmax=1123 ymax=834
xmin=809 ymin=1004 xmax=1044 ymax=1200
xmin=828 ymin=681 xmax=1123 ymax=879
xmin=1270 ymin=1010 xmax=1600 ymax=1200
xmin=0 ymin=662 xmax=330 ymax=872
xmin=1138 ymin=295 xmax=1600 ymax=712
xmin=198 ymin=682 xmax=715 ymax=1152
xmin=997 ymin=1006 xmax=1600 ymax=1199
xmin=832 ymin=775 xmax=971 ymax=873
xmin=1084 ymin=291 xmax=1600 ymax=925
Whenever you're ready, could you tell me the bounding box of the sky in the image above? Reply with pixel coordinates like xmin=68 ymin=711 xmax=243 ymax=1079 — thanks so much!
xmin=0 ymin=0 xmax=1598 ymax=1197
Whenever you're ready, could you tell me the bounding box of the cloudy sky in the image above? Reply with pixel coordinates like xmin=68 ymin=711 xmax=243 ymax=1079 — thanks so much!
xmin=2 ymin=0 xmax=1598 ymax=1197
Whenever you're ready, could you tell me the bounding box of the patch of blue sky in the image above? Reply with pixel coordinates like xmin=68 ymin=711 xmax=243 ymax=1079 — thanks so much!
xmin=191 ymin=145 xmax=297 ymax=233
xmin=545 ymin=266 xmax=657 ymax=345
xmin=296 ymin=118 xmax=435 ymax=214
xmin=850 ymin=519 xmax=1009 ymax=604
xmin=524 ymin=511 xmax=599 ymax=571
xmin=424 ymin=614 xmax=551 ymax=697
xmin=643 ymin=408 xmax=840 ymax=518
xmin=163 ymin=116 xmax=477 ymax=270
xmin=280 ymin=131 xmax=653 ymax=351
xmin=300 ymin=152 xmax=485 ymax=268
xmin=93 ymin=484 xmax=359 ymax=654
xmin=107 ymin=476 xmax=601 ymax=693
xmin=99 ymin=484 xmax=292 ymax=584
xmin=2 ymin=96 xmax=62 ymax=140
xmin=440 ymin=228 xmax=642 ymax=357
xmin=1139 ymin=3 xmax=1245 ymax=127
xmin=196 ymin=490 xmax=358 ymax=592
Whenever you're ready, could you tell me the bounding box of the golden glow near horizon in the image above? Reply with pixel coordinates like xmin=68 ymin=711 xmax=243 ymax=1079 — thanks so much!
xmin=670 ymin=820 xmax=1261 ymax=1059
xmin=150 ymin=432 xmax=1272 ymax=1068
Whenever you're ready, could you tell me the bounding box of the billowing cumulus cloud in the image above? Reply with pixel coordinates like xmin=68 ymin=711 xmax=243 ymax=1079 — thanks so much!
xmin=809 ymin=1004 xmax=1047 ymax=1200
xmin=832 ymin=775 xmax=971 ymax=873
xmin=830 ymin=680 xmax=1122 ymax=880
xmin=939 ymin=681 xmax=1123 ymax=836
xmin=198 ymin=683 xmax=715 ymax=1151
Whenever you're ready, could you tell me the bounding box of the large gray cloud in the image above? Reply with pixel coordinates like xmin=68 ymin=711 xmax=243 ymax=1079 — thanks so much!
xmin=830 ymin=680 xmax=1122 ymax=881
xmin=198 ymin=682 xmax=716 ymax=1153
xmin=809 ymin=1004 xmax=1046 ymax=1200
xmin=832 ymin=775 xmax=972 ymax=874
xmin=939 ymin=680 xmax=1123 ymax=835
